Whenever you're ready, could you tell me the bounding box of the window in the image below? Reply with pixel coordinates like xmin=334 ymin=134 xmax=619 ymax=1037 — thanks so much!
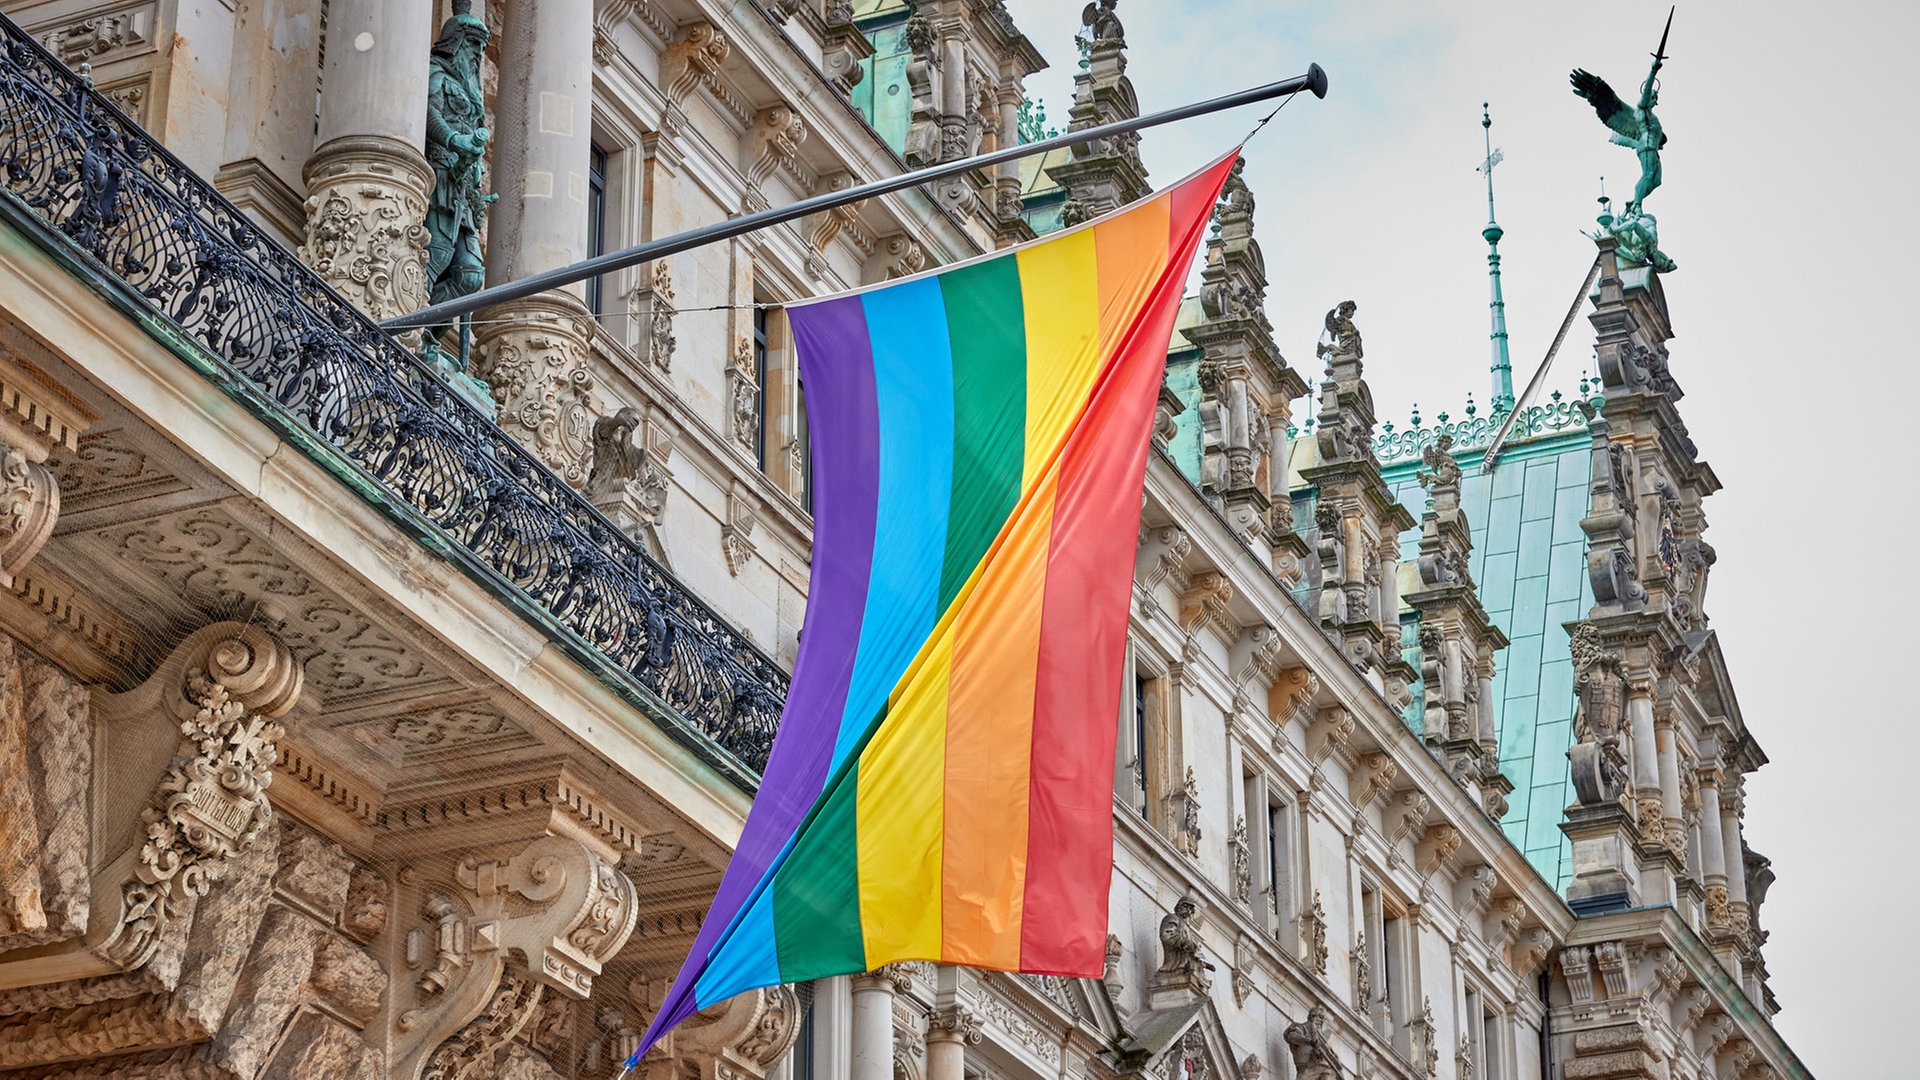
xmin=796 ymin=374 xmax=812 ymax=513
xmin=1267 ymin=798 xmax=1291 ymax=923
xmin=1132 ymin=671 xmax=1150 ymax=817
xmin=1464 ymin=986 xmax=1485 ymax=1079
xmin=1382 ymin=899 xmax=1414 ymax=1055
xmin=586 ymin=143 xmax=609 ymax=316
xmin=753 ymin=304 xmax=771 ymax=468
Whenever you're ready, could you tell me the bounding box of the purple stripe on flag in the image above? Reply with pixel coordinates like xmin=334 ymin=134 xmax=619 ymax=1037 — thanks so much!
xmin=638 ymin=295 xmax=880 ymax=1052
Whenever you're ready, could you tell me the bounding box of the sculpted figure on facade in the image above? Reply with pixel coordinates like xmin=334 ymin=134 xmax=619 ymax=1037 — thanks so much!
xmin=1079 ymin=0 xmax=1125 ymax=46
xmin=424 ymin=0 xmax=496 ymax=307
xmin=1284 ymin=1005 xmax=1344 ymax=1079
xmin=1568 ymin=623 xmax=1629 ymax=805
xmin=1155 ymin=896 xmax=1213 ymax=987
xmin=1316 ymin=300 xmax=1362 ymax=364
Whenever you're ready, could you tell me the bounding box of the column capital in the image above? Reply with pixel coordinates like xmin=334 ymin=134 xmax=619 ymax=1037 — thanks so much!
xmin=927 ymin=1003 xmax=983 ymax=1046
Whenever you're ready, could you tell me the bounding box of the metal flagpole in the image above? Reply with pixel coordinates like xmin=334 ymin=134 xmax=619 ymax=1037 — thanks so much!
xmin=382 ymin=65 xmax=1329 ymax=332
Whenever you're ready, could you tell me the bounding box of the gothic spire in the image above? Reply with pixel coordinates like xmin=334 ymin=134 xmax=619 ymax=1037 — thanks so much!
xmin=1479 ymin=104 xmax=1514 ymax=413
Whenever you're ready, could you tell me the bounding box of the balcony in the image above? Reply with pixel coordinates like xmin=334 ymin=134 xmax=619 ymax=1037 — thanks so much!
xmin=0 ymin=16 xmax=786 ymax=780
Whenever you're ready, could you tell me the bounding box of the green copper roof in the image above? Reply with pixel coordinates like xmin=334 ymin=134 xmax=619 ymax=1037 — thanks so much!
xmin=1381 ymin=431 xmax=1591 ymax=891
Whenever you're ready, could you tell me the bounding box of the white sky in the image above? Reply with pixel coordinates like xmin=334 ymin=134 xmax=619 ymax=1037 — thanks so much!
xmin=1003 ymin=1 xmax=1917 ymax=1073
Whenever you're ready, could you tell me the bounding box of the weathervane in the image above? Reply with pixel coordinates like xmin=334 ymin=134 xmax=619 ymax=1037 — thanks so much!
xmin=1570 ymin=7 xmax=1677 ymax=271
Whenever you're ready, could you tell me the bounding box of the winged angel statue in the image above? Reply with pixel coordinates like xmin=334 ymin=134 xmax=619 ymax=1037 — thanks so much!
xmin=1570 ymin=9 xmax=1677 ymax=271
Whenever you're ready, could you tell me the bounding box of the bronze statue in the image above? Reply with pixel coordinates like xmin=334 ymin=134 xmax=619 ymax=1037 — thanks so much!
xmin=1569 ymin=8 xmax=1671 ymax=216
xmin=425 ymin=0 xmax=496 ymax=306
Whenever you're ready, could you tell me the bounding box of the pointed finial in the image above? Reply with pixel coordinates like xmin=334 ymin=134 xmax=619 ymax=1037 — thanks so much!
xmin=1410 ymin=402 xmax=1422 ymax=428
xmin=1481 ymin=103 xmax=1514 ymax=414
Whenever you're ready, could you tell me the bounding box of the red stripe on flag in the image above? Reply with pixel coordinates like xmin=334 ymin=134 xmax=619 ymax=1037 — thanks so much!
xmin=1016 ymin=155 xmax=1239 ymax=974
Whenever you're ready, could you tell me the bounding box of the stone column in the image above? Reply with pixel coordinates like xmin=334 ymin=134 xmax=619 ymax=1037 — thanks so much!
xmin=1697 ymin=768 xmax=1727 ymax=925
xmin=1718 ymin=784 xmax=1747 ymax=918
xmin=301 ymin=0 xmax=436 ymax=320
xmin=473 ymin=0 xmax=600 ymax=485
xmin=1655 ymin=720 xmax=1684 ymax=856
xmin=849 ymin=969 xmax=897 ymax=1080
xmin=993 ymin=82 xmax=1024 ymax=233
xmin=1627 ymin=682 xmax=1660 ymax=836
xmin=926 ymin=1003 xmax=981 ymax=1080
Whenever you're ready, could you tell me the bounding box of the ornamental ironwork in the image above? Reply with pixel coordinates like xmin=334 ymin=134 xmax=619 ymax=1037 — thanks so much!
xmin=0 ymin=20 xmax=784 ymax=774
xmin=1370 ymin=390 xmax=1596 ymax=467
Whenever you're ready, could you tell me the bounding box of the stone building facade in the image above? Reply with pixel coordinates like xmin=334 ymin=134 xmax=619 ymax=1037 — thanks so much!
xmin=0 ymin=1 xmax=1805 ymax=1079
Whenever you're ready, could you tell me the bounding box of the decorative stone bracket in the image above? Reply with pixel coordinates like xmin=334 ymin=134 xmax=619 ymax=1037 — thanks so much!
xmin=395 ymin=834 xmax=638 ymax=1077
xmin=96 ymin=623 xmax=304 ymax=973
xmin=0 ymin=345 xmax=96 ymax=587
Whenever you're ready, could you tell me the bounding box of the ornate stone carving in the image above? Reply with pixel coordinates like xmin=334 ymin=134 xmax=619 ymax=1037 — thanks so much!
xmin=929 ymin=1002 xmax=983 ymax=1044
xmin=1352 ymin=929 xmax=1372 ymax=1011
xmin=423 ymin=966 xmax=547 ymax=1080
xmin=1102 ymin=932 xmax=1125 ymax=997
xmin=473 ymin=296 xmax=599 ymax=486
xmin=1227 ymin=815 xmax=1252 ymax=905
xmin=723 ymin=484 xmax=759 ymax=577
xmin=1350 ymin=751 xmax=1398 ymax=809
xmin=41 ymin=10 xmax=155 ymax=64
xmin=1568 ymin=623 xmax=1629 ymax=806
xmin=626 ymin=259 xmax=676 ymax=371
xmin=873 ymin=234 xmax=926 ymax=281
xmin=1168 ymin=766 xmax=1202 ymax=857
xmin=301 ymin=138 xmax=434 ymax=321
xmin=1298 ymin=889 xmax=1328 ymax=976
xmin=586 ymin=407 xmax=671 ymax=541
xmin=0 ymin=443 xmax=58 ymax=589
xmin=728 ymin=336 xmax=762 ymax=456
xmin=660 ymin=23 xmax=730 ymax=105
xmin=1270 ymin=665 xmax=1319 ymax=732
xmin=104 ymin=624 xmax=303 ymax=969
xmin=745 ymin=104 xmax=807 ymax=188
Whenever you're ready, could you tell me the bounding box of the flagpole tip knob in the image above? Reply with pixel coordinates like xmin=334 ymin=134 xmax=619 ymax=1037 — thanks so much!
xmin=1307 ymin=63 xmax=1329 ymax=99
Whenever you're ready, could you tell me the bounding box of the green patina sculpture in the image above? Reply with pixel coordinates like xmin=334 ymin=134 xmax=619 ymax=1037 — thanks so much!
xmin=1571 ymin=9 xmax=1677 ymax=271
xmin=425 ymin=0 xmax=495 ymax=306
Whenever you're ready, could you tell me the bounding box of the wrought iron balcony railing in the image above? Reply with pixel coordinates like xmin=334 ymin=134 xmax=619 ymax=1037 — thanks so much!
xmin=0 ymin=17 xmax=785 ymax=778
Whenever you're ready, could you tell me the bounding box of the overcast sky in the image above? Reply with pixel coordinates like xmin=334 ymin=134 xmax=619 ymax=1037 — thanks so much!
xmin=1002 ymin=0 xmax=1916 ymax=1073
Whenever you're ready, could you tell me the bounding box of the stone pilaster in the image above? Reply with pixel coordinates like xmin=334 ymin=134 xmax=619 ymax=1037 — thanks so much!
xmin=300 ymin=0 xmax=437 ymax=320
xmin=1403 ymin=433 xmax=1511 ymax=819
xmin=1298 ymin=302 xmax=1415 ymax=699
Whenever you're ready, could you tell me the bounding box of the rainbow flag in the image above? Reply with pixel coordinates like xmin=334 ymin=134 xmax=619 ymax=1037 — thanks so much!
xmin=631 ymin=152 xmax=1237 ymax=1062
